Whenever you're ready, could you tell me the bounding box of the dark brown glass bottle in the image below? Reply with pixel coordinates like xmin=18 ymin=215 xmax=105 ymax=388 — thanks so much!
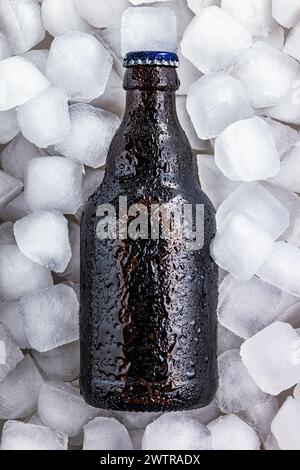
xmin=80 ymin=52 xmax=218 ymax=412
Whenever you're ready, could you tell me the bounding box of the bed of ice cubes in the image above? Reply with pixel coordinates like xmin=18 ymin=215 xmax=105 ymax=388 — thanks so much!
xmin=0 ymin=0 xmax=300 ymax=451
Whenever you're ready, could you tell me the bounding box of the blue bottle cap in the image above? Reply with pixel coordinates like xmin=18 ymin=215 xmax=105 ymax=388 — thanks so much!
xmin=123 ymin=51 xmax=179 ymax=68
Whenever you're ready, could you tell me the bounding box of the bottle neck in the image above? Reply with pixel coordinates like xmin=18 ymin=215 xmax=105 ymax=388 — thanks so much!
xmin=105 ymin=65 xmax=196 ymax=190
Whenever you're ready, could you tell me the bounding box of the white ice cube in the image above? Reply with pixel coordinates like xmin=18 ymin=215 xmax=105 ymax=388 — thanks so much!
xmin=17 ymin=87 xmax=71 ymax=148
xmin=0 ymin=109 xmax=19 ymax=144
xmin=14 ymin=211 xmax=71 ymax=273
xmin=181 ymin=7 xmax=252 ymax=73
xmin=272 ymin=0 xmax=300 ymax=28
xmin=20 ymin=284 xmax=79 ymax=352
xmin=61 ymin=222 xmax=79 ymax=282
xmin=231 ymin=42 xmax=299 ymax=108
xmin=187 ymin=73 xmax=254 ymax=140
xmin=142 ymin=413 xmax=211 ymax=450
xmin=264 ymin=118 xmax=298 ymax=159
xmin=121 ymin=7 xmax=177 ymax=55
xmin=218 ymin=275 xmax=297 ymax=339
xmin=24 ymin=156 xmax=84 ymax=214
xmin=241 ymin=321 xmax=300 ymax=395
xmin=74 ymin=0 xmax=130 ymax=28
xmin=197 ymin=154 xmax=239 ymax=209
xmin=258 ymin=241 xmax=300 ymax=297
xmin=0 ymin=134 xmax=44 ymax=182
xmin=55 ymin=104 xmax=120 ymax=168
xmin=0 ymin=56 xmax=50 ymax=111
xmin=31 ymin=341 xmax=79 ymax=382
xmin=263 ymin=70 xmax=300 ymax=125
xmin=42 ymin=0 xmax=94 ymax=36
xmin=0 ymin=355 xmax=44 ymax=419
xmin=211 ymin=212 xmax=275 ymax=281
xmin=0 ymin=301 xmax=30 ymax=349
xmin=0 ymin=245 xmax=53 ymax=301
xmin=38 ymin=382 xmax=98 ymax=437
xmin=21 ymin=49 xmax=49 ymax=76
xmin=208 ymin=414 xmax=260 ymax=450
xmin=1 ymin=420 xmax=68 ymax=450
xmin=221 ymin=0 xmax=273 ymax=37
xmin=176 ymin=96 xmax=209 ymax=151
xmin=0 ymin=324 xmax=23 ymax=382
xmin=271 ymin=397 xmax=300 ymax=450
xmin=83 ymin=417 xmax=132 ymax=450
xmin=0 ymin=0 xmax=45 ymax=53
xmin=216 ymin=183 xmax=290 ymax=239
xmin=0 ymin=170 xmax=23 ymax=209
xmin=0 ymin=31 xmax=12 ymax=60
xmin=272 ymin=142 xmax=300 ymax=193
xmin=215 ymin=117 xmax=280 ymax=182
xmin=47 ymin=31 xmax=113 ymax=102
xmin=216 ymin=349 xmax=272 ymax=414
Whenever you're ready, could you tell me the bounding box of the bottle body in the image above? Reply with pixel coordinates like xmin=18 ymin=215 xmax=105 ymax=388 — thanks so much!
xmin=80 ymin=64 xmax=218 ymax=412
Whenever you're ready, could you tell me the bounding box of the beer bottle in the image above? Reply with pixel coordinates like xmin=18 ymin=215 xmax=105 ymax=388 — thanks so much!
xmin=80 ymin=51 xmax=218 ymax=412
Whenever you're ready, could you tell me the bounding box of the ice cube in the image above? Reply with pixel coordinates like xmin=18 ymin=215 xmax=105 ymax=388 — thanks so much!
xmin=0 ymin=301 xmax=30 ymax=349
xmin=0 ymin=355 xmax=44 ymax=419
xmin=0 ymin=245 xmax=53 ymax=301
xmin=0 ymin=31 xmax=12 ymax=60
xmin=264 ymin=88 xmax=300 ymax=125
xmin=38 ymin=381 xmax=98 ymax=437
xmin=208 ymin=414 xmax=260 ymax=450
xmin=47 ymin=31 xmax=113 ymax=102
xmin=218 ymin=275 xmax=297 ymax=339
xmin=0 ymin=170 xmax=23 ymax=210
xmin=177 ymin=48 xmax=202 ymax=96
xmin=218 ymin=323 xmax=243 ymax=356
xmin=0 ymin=0 xmax=45 ymax=53
xmin=93 ymin=67 xmax=126 ymax=119
xmin=21 ymin=49 xmax=49 ymax=76
xmin=74 ymin=0 xmax=130 ymax=28
xmin=83 ymin=417 xmax=132 ymax=450
xmin=188 ymin=0 xmax=220 ymax=15
xmin=181 ymin=7 xmax=252 ymax=74
xmin=121 ymin=7 xmax=177 ymax=55
xmin=271 ymin=397 xmax=300 ymax=450
xmin=0 ymin=56 xmax=50 ymax=111
xmin=97 ymin=28 xmax=123 ymax=77
xmin=258 ymin=22 xmax=284 ymax=49
xmin=0 ymin=323 xmax=23 ymax=382
xmin=231 ymin=42 xmax=299 ymax=108
xmin=264 ymin=118 xmax=298 ymax=159
xmin=1 ymin=420 xmax=68 ymax=450
xmin=17 ymin=87 xmax=71 ymax=148
xmin=186 ymin=73 xmax=254 ymax=140
xmin=241 ymin=322 xmax=300 ymax=395
xmin=14 ymin=211 xmax=71 ymax=273
xmin=215 ymin=117 xmax=280 ymax=182
xmin=272 ymin=142 xmax=300 ymax=193
xmin=32 ymin=341 xmax=79 ymax=382
xmin=24 ymin=156 xmax=84 ymax=214
xmin=216 ymin=349 xmax=272 ymax=414
xmin=20 ymin=284 xmax=79 ymax=352
xmin=0 ymin=222 xmax=15 ymax=245
xmin=221 ymin=0 xmax=272 ymax=37
xmin=142 ymin=413 xmax=212 ymax=450
xmin=0 ymin=109 xmax=19 ymax=144
xmin=42 ymin=0 xmax=94 ymax=36
xmin=258 ymin=241 xmax=300 ymax=297
xmin=0 ymin=134 xmax=44 ymax=182
xmin=216 ymin=183 xmax=290 ymax=239
xmin=0 ymin=192 xmax=31 ymax=222
xmin=272 ymin=0 xmax=300 ymax=28
xmin=61 ymin=222 xmax=79 ymax=282
xmin=176 ymin=96 xmax=209 ymax=151
xmin=197 ymin=154 xmax=239 ymax=209
xmin=211 ymin=212 xmax=275 ymax=281
xmin=55 ymin=104 xmax=120 ymax=168
xmin=113 ymin=411 xmax=160 ymax=430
